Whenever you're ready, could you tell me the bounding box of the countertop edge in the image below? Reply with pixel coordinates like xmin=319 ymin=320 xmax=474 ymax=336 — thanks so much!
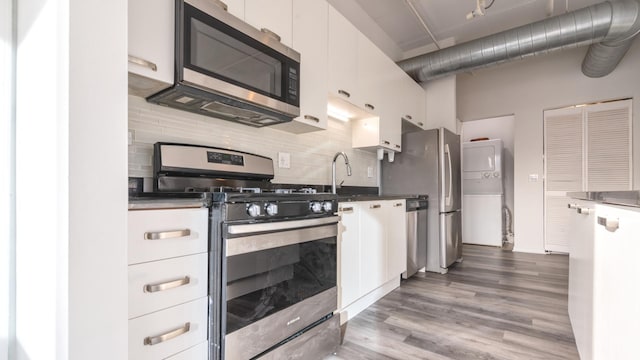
xmin=567 ymin=191 xmax=640 ymax=208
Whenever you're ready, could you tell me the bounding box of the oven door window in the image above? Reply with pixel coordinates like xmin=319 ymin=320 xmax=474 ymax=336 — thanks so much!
xmin=183 ymin=4 xmax=285 ymax=101
xmin=225 ymin=237 xmax=336 ymax=334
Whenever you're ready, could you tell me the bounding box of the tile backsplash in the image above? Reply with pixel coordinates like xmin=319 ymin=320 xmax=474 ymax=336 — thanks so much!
xmin=128 ymin=95 xmax=379 ymax=187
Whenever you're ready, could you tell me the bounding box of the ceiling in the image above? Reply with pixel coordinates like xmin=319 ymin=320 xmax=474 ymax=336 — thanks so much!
xmin=328 ymin=0 xmax=603 ymax=61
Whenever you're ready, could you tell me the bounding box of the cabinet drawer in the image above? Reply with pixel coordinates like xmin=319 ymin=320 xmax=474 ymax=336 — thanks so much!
xmin=129 ymin=297 xmax=208 ymax=360
xmin=129 ymin=253 xmax=208 ymax=319
xmin=165 ymin=341 xmax=208 ymax=360
xmin=128 ymin=208 xmax=208 ymax=264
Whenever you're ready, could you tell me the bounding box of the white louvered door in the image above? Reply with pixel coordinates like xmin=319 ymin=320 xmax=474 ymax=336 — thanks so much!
xmin=543 ymin=99 xmax=632 ymax=253
xmin=586 ymin=100 xmax=633 ymax=191
xmin=544 ymin=108 xmax=584 ymax=253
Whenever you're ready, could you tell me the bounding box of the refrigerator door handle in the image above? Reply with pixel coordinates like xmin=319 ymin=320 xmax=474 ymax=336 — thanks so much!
xmin=445 ymin=143 xmax=452 ymax=207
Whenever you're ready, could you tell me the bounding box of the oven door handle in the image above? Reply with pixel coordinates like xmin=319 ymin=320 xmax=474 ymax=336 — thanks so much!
xmin=226 ymin=219 xmax=339 ymax=257
xmin=226 ymin=216 xmax=339 ymax=235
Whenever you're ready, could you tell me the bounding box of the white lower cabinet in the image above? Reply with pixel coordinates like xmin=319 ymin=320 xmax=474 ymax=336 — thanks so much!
xmin=386 ymin=200 xmax=407 ymax=281
xmin=592 ymin=204 xmax=640 ymax=360
xmin=128 ymin=297 xmax=208 ymax=360
xmin=128 ymin=207 xmax=209 ymax=360
xmin=337 ymin=199 xmax=407 ymax=323
xmin=568 ymin=201 xmax=640 ymax=360
xmin=337 ymin=203 xmax=361 ymax=309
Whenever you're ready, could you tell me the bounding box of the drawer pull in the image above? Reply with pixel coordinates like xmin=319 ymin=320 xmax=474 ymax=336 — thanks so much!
xmin=304 ymin=115 xmax=320 ymax=123
xmin=577 ymin=207 xmax=592 ymax=215
xmin=597 ymin=216 xmax=619 ymax=232
xmin=144 ymin=229 xmax=191 ymax=240
xmin=144 ymin=322 xmax=191 ymax=346
xmin=340 ymin=206 xmax=354 ymax=212
xmin=144 ymin=276 xmax=191 ymax=293
xmin=393 ymin=203 xmax=403 ymax=207
xmin=338 ymin=89 xmax=351 ymax=98
xmin=370 ymin=204 xmax=381 ymax=209
xmin=128 ymin=55 xmax=157 ymax=72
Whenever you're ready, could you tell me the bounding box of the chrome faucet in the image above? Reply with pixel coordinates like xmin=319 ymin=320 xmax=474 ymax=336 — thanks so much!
xmin=332 ymin=152 xmax=352 ymax=194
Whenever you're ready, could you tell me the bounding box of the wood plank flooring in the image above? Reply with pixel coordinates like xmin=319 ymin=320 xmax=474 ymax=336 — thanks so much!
xmin=329 ymin=245 xmax=578 ymax=360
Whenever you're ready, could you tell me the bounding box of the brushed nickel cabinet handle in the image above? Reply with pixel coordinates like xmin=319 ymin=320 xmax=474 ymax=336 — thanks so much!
xmin=128 ymin=55 xmax=157 ymax=71
xmin=405 ymin=115 xmax=413 ymax=120
xmin=365 ymin=103 xmax=375 ymax=111
xmin=597 ymin=216 xmax=619 ymax=231
xmin=340 ymin=206 xmax=354 ymax=212
xmin=394 ymin=203 xmax=403 ymax=207
xmin=577 ymin=207 xmax=592 ymax=215
xmin=395 ymin=144 xmax=401 ymax=149
xmin=144 ymin=229 xmax=191 ymax=240
xmin=338 ymin=89 xmax=351 ymax=98
xmin=568 ymin=203 xmax=578 ymax=209
xmin=370 ymin=204 xmax=381 ymax=209
xmin=144 ymin=276 xmax=191 ymax=293
xmin=304 ymin=115 xmax=320 ymax=123
xmin=418 ymin=122 xmax=424 ymax=126
xmin=383 ymin=140 xmax=390 ymax=145
xmin=261 ymin=28 xmax=281 ymax=42
xmin=144 ymin=322 xmax=190 ymax=346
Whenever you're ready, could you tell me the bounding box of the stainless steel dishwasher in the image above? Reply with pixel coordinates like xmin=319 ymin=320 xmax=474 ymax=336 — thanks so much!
xmin=404 ymin=196 xmax=428 ymax=279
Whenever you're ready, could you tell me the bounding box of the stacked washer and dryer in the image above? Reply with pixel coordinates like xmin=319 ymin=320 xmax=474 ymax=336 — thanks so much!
xmin=462 ymin=139 xmax=504 ymax=247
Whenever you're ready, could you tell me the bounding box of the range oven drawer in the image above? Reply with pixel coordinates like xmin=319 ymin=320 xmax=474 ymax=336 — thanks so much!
xmin=128 ymin=208 xmax=208 ymax=264
xmin=128 ymin=296 xmax=207 ymax=360
xmin=128 ymin=252 xmax=208 ymax=319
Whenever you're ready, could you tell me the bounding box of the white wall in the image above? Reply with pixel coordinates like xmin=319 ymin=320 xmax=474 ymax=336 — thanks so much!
xmin=15 ymin=0 xmax=128 ymax=359
xmin=457 ymin=41 xmax=640 ymax=253
xmin=461 ymin=115 xmax=515 ymax=240
xmin=424 ymin=75 xmax=457 ymax=132
xmin=1 ymin=0 xmax=14 ymax=358
xmin=128 ymin=96 xmax=379 ymax=188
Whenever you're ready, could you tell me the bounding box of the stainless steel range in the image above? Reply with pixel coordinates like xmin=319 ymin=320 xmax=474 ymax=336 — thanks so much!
xmin=153 ymin=143 xmax=340 ymax=360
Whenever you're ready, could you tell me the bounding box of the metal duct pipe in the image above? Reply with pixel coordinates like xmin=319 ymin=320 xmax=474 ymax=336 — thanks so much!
xmin=582 ymin=0 xmax=640 ymax=77
xmin=398 ymin=0 xmax=640 ymax=82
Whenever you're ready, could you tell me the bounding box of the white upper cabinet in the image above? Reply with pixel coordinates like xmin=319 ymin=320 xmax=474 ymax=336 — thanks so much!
xmin=273 ymin=0 xmax=328 ymax=133
xmin=356 ymin=33 xmax=384 ymax=115
xmin=327 ymin=5 xmax=361 ymax=107
xmin=222 ymin=0 xmax=245 ymax=19
xmin=244 ymin=0 xmax=293 ymax=47
xmin=128 ymin=0 xmax=174 ymax=97
xmin=399 ymin=72 xmax=427 ymax=129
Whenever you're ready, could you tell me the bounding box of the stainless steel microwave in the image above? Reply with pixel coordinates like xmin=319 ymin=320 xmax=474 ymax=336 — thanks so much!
xmin=148 ymin=0 xmax=301 ymax=127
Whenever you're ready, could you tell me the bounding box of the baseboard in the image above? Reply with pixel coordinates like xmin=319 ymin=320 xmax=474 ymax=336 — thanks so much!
xmin=337 ymin=277 xmax=400 ymax=325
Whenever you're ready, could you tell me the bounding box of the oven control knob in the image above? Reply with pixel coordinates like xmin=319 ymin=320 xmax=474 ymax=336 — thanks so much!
xmin=322 ymin=201 xmax=333 ymax=213
xmin=247 ymin=203 xmax=261 ymax=217
xmin=310 ymin=201 xmax=323 ymax=214
xmin=265 ymin=203 xmax=278 ymax=216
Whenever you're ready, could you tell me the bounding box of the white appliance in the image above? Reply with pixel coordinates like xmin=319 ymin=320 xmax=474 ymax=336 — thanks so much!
xmin=462 ymin=139 xmax=503 ymax=246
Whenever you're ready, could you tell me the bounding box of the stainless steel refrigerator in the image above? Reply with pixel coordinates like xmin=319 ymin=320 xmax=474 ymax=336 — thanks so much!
xmin=381 ymin=127 xmax=462 ymax=274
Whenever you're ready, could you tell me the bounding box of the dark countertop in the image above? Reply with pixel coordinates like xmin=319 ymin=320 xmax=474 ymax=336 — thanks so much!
xmin=128 ymin=192 xmax=209 ymax=210
xmin=567 ymin=191 xmax=640 ymax=208
xmin=337 ymin=194 xmax=428 ymax=202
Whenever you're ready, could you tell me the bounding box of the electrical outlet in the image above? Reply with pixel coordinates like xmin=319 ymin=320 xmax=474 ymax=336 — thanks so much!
xmin=278 ymin=152 xmax=290 ymax=169
xmin=367 ymin=166 xmax=373 ymax=178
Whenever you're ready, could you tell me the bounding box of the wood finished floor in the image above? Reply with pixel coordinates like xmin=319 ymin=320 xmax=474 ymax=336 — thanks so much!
xmin=329 ymin=244 xmax=578 ymax=360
